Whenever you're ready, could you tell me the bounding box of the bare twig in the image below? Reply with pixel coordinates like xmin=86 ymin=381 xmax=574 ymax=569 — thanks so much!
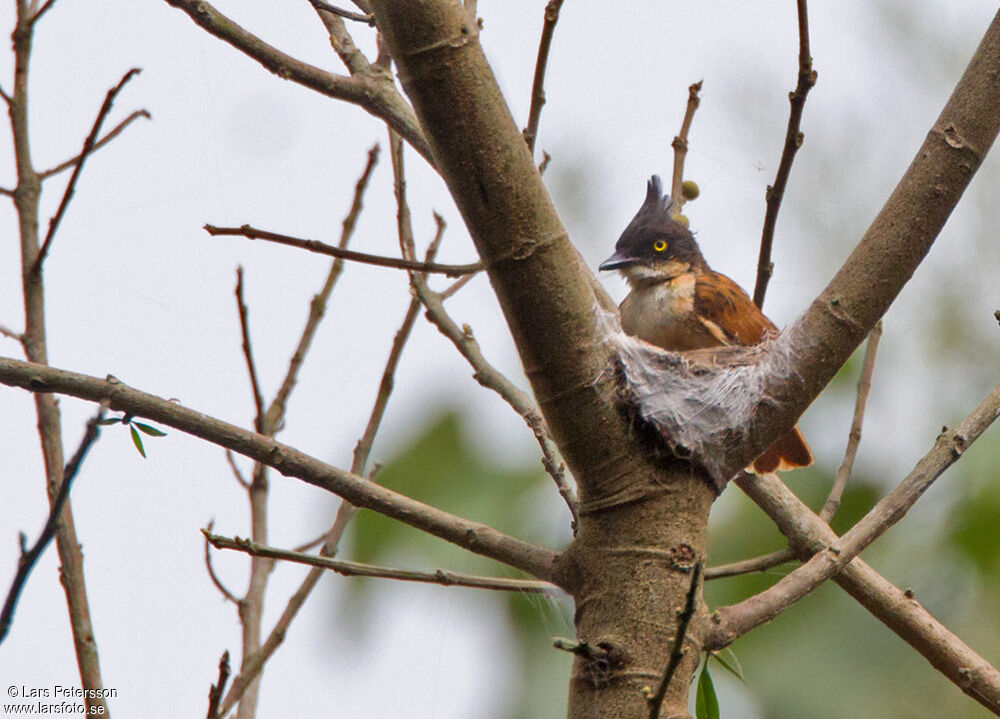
xmin=224 ymin=450 xmax=251 ymax=489
xmin=29 ymin=0 xmax=58 ymax=25
xmin=204 ymin=224 xmax=482 ymax=277
xmin=10 ymin=2 xmax=108 ymax=703
xmin=820 ymin=320 xmax=882 ymax=521
xmin=312 ymin=0 xmax=371 ymax=76
xmin=33 ymin=68 xmax=142 ymax=273
xmin=705 ymin=547 xmax=794 ymax=580
xmin=712 ymin=321 xmax=883 ymax=579
xmin=0 ymin=323 xmax=21 ymax=341
xmin=717 ymin=473 xmax=1000 ymax=713
xmin=291 ymin=530 xmax=328 ymax=554
xmin=39 ymin=109 xmax=150 ymax=180
xmin=537 ymin=151 xmax=552 ymax=176
xmin=163 ymin=0 xmax=433 ymax=164
xmin=752 ymin=0 xmax=816 ymax=308
xmin=234 ymin=268 xmax=265 ymax=431
xmin=0 ymin=406 xmax=106 ymax=645
xmin=203 ymin=522 xmax=240 ymax=605
xmin=523 ymin=0 xmax=565 ymax=155
xmin=205 ymin=650 xmax=231 ymax=719
xmin=309 ymin=0 xmax=375 ymax=25
xmin=214 ymin=148 xmax=389 ymax=715
xmin=439 ymin=272 xmax=477 ymax=301
xmin=711 ymin=379 xmax=1000 ymax=655
xmin=206 ymin=532 xmax=556 ymax=593
xmin=0 ymin=359 xmax=562 ymax=577
xmin=265 ymin=144 xmax=379 ymax=432
xmin=647 ymin=563 xmax=702 ymax=719
xmin=669 ymin=81 xmax=703 ymax=216
xmin=388 ymin=134 xmax=578 ymax=524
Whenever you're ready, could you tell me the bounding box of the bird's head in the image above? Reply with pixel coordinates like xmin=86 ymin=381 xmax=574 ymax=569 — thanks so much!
xmin=599 ymin=175 xmax=707 ymax=286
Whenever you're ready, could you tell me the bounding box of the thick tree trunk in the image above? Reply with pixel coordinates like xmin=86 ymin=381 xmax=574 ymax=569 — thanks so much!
xmin=369 ymin=3 xmax=714 ymax=716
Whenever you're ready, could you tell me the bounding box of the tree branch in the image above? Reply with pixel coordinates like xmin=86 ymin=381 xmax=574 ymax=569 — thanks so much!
xmin=38 ymin=109 xmax=150 ymax=180
xmin=717 ymin=472 xmax=1000 ymax=713
xmin=647 ymin=563 xmax=702 ymax=719
xmin=202 ymin=521 xmax=240 ymax=605
xmin=205 ymin=532 xmax=556 ymax=593
xmin=705 ymin=547 xmax=793 ymax=580
xmin=820 ymin=320 xmax=882 ymax=521
xmin=0 ymin=356 xmax=561 ymax=583
xmin=752 ymin=0 xmax=816 ymax=308
xmin=205 ymin=650 xmax=230 ymax=719
xmin=234 ymin=268 xmax=265 ymax=431
xmin=33 ymin=68 xmax=142 ymax=273
xmin=713 ymin=379 xmax=1000 ymax=644
xmin=0 ymin=406 xmax=105 ymax=645
xmin=308 ymin=0 xmax=375 ymax=26
xmin=636 ymin=10 xmax=1000 ymax=484
xmin=204 ymin=224 xmax=482 ymax=277
xmin=163 ymin=0 xmax=432 ymax=165
xmin=9 ymin=2 xmax=109 ymax=704
xmin=522 ymin=0 xmax=565 ymax=155
xmin=670 ymin=80 xmax=702 ymax=215
xmin=264 ymin=144 xmax=379 ymax=432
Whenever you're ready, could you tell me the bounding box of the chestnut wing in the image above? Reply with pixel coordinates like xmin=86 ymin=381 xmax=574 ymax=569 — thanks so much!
xmin=693 ymin=272 xmax=777 ymax=347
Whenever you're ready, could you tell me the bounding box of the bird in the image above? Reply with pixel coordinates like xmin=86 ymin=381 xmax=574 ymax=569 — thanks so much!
xmin=599 ymin=175 xmax=812 ymax=474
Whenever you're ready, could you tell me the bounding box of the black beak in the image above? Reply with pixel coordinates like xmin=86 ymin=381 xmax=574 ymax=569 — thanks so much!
xmin=599 ymin=248 xmax=638 ymax=271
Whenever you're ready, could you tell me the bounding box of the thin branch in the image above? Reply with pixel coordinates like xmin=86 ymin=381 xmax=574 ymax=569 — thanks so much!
xmin=717 ymin=473 xmax=1000 ymax=713
xmin=38 ymin=109 xmax=150 ymax=180
xmin=264 ymin=143 xmax=379 ymax=433
xmin=224 ymin=450 xmax=251 ymax=490
xmin=205 ymin=650 xmax=231 ymax=719
xmin=234 ymin=268 xmax=266 ymax=432
xmin=752 ymin=0 xmax=816 ymax=308
xmin=820 ymin=320 xmax=882 ymax=521
xmin=0 ymin=356 xmax=562 ymax=582
xmin=669 ymin=80 xmax=703 ymax=215
xmin=204 ymin=224 xmax=482 ymax=277
xmin=203 ymin=521 xmax=240 ymax=605
xmin=695 ymin=8 xmax=1000 ymax=482
xmin=217 ymin=148 xmax=388 ymax=715
xmin=522 ymin=0 xmax=565 ymax=155
xmin=388 ymin=133 xmax=578 ymax=524
xmin=0 ymin=323 xmax=22 ymax=341
xmin=0 ymin=406 xmax=106 ymax=645
xmin=33 ymin=67 xmax=141 ymax=273
xmin=308 ymin=0 xmax=375 ymax=25
xmin=11 ymin=1 xmax=108 ymax=701
xmin=439 ymin=272 xmax=477 ymax=301
xmin=28 ymin=0 xmax=57 ymax=25
xmin=715 ymin=385 xmax=1000 ymax=656
xmin=163 ymin=0 xmax=433 ymax=165
xmin=705 ymin=547 xmax=794 ymax=580
xmin=312 ymin=0 xmax=372 ymax=77
xmin=291 ymin=530 xmax=328 ymax=554
xmin=205 ymin=532 xmax=556 ymax=593
xmin=0 ymin=84 xmax=11 ymax=106
xmin=647 ymin=563 xmax=702 ymax=719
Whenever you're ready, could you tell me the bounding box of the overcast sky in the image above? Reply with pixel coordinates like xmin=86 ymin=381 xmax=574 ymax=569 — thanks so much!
xmin=1 ymin=2 xmax=998 ymax=718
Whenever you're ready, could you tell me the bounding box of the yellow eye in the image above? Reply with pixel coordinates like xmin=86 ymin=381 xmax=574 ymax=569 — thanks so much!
xmin=653 ymin=240 xmax=667 ymax=252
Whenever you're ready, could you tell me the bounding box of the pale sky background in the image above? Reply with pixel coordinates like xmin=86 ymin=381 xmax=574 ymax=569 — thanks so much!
xmin=1 ymin=2 xmax=998 ymax=718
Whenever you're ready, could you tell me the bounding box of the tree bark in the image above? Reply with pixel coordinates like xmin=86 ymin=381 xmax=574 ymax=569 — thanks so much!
xmin=369 ymin=3 xmax=714 ymax=716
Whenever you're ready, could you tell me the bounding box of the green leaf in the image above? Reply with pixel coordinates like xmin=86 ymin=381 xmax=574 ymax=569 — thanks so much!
xmin=133 ymin=421 xmax=167 ymax=437
xmin=695 ymin=661 xmax=720 ymax=719
xmin=711 ymin=649 xmax=746 ymax=684
xmin=97 ymin=417 xmax=122 ymax=426
xmin=129 ymin=424 xmax=147 ymax=458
